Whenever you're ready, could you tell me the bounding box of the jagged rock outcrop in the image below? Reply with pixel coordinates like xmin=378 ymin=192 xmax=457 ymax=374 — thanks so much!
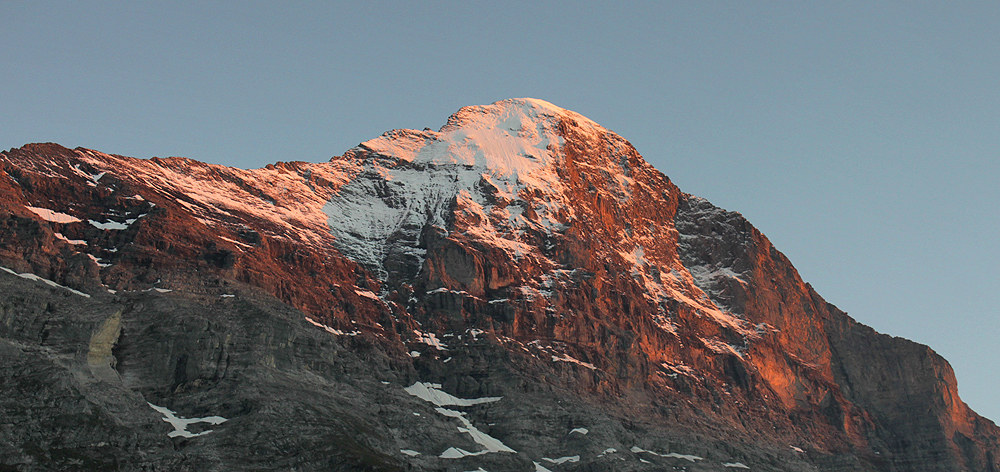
xmin=0 ymin=99 xmax=996 ymax=471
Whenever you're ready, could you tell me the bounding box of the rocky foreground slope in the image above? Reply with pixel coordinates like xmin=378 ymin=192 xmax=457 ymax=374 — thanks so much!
xmin=0 ymin=99 xmax=997 ymax=471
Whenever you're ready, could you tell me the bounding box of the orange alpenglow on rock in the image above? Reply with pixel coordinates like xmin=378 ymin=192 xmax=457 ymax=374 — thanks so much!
xmin=0 ymin=99 xmax=996 ymax=470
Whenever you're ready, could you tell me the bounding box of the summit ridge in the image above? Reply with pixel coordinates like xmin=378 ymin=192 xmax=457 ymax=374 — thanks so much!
xmin=362 ymin=97 xmax=599 ymax=174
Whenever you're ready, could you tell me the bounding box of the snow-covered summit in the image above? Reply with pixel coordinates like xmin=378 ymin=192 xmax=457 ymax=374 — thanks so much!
xmin=356 ymin=98 xmax=604 ymax=177
xmin=324 ymin=99 xmax=612 ymax=281
xmin=440 ymin=98 xmax=602 ymax=136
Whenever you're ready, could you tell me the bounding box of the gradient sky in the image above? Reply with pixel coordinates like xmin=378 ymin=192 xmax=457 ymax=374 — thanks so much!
xmin=2 ymin=1 xmax=998 ymax=422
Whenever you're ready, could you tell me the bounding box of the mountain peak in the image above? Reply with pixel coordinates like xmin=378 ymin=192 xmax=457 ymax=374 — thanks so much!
xmin=3 ymin=99 xmax=998 ymax=470
xmin=328 ymin=99 xmax=635 ymax=283
xmin=442 ymin=97 xmax=602 ymax=132
xmin=355 ymin=98 xmax=606 ymax=178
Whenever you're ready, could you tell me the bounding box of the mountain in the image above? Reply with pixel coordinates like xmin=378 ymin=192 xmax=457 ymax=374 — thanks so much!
xmin=0 ymin=98 xmax=997 ymax=471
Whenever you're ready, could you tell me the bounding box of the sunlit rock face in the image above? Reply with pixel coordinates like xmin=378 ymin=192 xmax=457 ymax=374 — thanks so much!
xmin=0 ymin=99 xmax=997 ymax=471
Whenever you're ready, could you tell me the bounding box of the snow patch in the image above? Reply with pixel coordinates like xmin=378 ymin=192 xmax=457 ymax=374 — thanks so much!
xmin=724 ymin=462 xmax=751 ymax=469
xmin=400 ymin=449 xmax=421 ymax=456
xmin=533 ymin=462 xmax=554 ymax=472
xmin=356 ymin=289 xmax=381 ymax=300
xmin=542 ymin=455 xmax=580 ymax=464
xmin=54 ymin=233 xmax=86 ymax=245
xmin=688 ymin=265 xmax=747 ymax=287
xmin=661 ymin=362 xmax=698 ymax=378
xmin=413 ymin=330 xmax=448 ymax=350
xmin=440 ymin=447 xmax=486 ymax=458
xmin=304 ymin=317 xmax=359 ymax=336
xmin=569 ymin=427 xmax=588 ymax=435
xmin=25 ymin=206 xmax=81 ymax=223
xmin=219 ymin=236 xmax=253 ymax=249
xmin=435 ymin=407 xmax=515 ymax=455
xmin=69 ymin=164 xmax=106 ymax=184
xmin=404 ymin=382 xmax=512 ymax=458
xmin=551 ymin=353 xmax=596 ymax=370
xmin=630 ymin=446 xmax=703 ymax=462
xmin=403 ymin=382 xmax=500 ymax=407
xmin=86 ymin=253 xmax=111 ymax=268
xmin=0 ymin=266 xmax=90 ymax=298
xmin=147 ymin=402 xmax=227 ymax=438
xmin=89 ymin=219 xmax=130 ymax=230
xmin=700 ymin=337 xmax=745 ymax=358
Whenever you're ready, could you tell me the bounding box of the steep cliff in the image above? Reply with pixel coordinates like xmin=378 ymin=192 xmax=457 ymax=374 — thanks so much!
xmin=0 ymin=99 xmax=996 ymax=471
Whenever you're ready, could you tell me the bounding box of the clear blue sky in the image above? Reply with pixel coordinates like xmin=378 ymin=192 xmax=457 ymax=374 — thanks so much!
xmin=3 ymin=1 xmax=998 ymax=422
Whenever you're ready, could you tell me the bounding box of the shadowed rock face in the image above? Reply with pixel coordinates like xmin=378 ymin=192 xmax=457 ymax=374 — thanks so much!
xmin=0 ymin=99 xmax=997 ymax=471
